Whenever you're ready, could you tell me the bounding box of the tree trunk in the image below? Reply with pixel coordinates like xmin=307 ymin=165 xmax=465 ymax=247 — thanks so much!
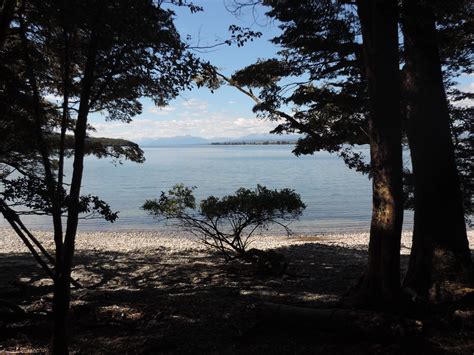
xmin=347 ymin=0 xmax=403 ymax=308
xmin=50 ymin=13 xmax=101 ymax=354
xmin=401 ymin=0 xmax=473 ymax=302
xmin=50 ymin=274 xmax=70 ymax=354
xmin=18 ymin=7 xmax=70 ymax=352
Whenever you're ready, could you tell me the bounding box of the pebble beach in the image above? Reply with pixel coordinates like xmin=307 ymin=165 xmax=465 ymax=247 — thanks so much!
xmin=1 ymin=228 xmax=473 ymax=353
xmin=1 ymin=228 xmax=473 ymax=256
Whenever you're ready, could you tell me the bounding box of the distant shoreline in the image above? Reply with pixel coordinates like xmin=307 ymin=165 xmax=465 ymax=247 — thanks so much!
xmin=211 ymin=140 xmax=297 ymax=145
xmin=139 ymin=141 xmax=299 ymax=147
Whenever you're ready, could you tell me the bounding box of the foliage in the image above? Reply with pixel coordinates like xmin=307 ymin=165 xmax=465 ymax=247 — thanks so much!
xmin=231 ymin=1 xmax=370 ymax=167
xmin=0 ymin=0 xmax=217 ymax=221
xmin=449 ymin=102 xmax=473 ymax=224
xmin=143 ymin=184 xmax=305 ymax=262
xmin=0 ymin=0 xmax=217 ymax=351
xmin=400 ymin=0 xmax=473 ymax=222
xmin=231 ymin=0 xmax=472 ymax=218
xmin=0 ymin=133 xmax=143 ymax=219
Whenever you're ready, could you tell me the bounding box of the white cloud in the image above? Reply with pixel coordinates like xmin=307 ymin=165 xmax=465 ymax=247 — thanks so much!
xmin=181 ymin=98 xmax=208 ymax=111
xmin=88 ymin=97 xmax=279 ymax=141
xmin=90 ymin=113 xmax=276 ymax=141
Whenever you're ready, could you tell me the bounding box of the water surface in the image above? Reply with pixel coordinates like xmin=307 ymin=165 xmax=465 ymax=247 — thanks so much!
xmin=1 ymin=145 xmax=414 ymax=234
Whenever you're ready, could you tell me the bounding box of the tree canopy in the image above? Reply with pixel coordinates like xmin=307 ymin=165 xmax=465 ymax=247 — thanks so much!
xmin=0 ymin=0 xmax=217 ymax=352
xmin=230 ymin=0 xmax=472 ymax=217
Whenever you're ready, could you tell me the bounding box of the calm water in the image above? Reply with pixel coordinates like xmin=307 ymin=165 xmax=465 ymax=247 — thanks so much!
xmin=1 ymin=145 xmax=414 ymax=234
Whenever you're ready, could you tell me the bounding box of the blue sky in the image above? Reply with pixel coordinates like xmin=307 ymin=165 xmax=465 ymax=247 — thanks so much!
xmin=90 ymin=1 xmax=284 ymax=141
xmin=89 ymin=1 xmax=474 ymax=142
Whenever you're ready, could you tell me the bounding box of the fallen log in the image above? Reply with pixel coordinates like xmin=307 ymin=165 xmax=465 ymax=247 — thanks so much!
xmin=256 ymin=302 xmax=423 ymax=339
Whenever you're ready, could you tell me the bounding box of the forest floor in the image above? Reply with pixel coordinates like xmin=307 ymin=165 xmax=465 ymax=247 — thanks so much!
xmin=0 ymin=229 xmax=473 ymax=354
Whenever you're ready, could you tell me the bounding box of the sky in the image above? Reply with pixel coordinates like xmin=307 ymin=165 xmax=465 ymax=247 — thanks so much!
xmin=88 ymin=1 xmax=474 ymax=142
xmin=89 ymin=1 xmax=284 ymax=142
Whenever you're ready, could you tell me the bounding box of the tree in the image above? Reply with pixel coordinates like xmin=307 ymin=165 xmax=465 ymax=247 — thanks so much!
xmin=347 ymin=0 xmax=403 ymax=307
xmin=229 ymin=0 xmax=472 ymax=306
xmin=231 ymin=1 xmax=370 ymax=161
xmin=231 ymin=0 xmax=402 ymax=307
xmin=1 ymin=132 xmax=143 ymax=287
xmin=401 ymin=0 xmax=473 ymax=301
xmin=143 ymin=184 xmax=305 ymax=274
xmin=1 ymin=0 xmax=211 ymax=352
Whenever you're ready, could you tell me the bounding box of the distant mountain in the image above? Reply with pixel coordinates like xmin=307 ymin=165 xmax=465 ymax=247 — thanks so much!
xmin=139 ymin=135 xmax=210 ymax=146
xmin=230 ymin=133 xmax=301 ymax=142
xmin=138 ymin=133 xmax=302 ymax=146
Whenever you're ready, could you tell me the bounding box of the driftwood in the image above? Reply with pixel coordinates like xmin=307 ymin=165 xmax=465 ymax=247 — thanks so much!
xmin=256 ymin=302 xmax=423 ymax=339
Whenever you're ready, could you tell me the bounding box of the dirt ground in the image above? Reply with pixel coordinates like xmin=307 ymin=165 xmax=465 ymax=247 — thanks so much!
xmin=0 ymin=231 xmax=473 ymax=354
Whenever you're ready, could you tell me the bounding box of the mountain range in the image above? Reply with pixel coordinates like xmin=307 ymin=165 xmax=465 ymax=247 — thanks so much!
xmin=137 ymin=134 xmax=301 ymax=147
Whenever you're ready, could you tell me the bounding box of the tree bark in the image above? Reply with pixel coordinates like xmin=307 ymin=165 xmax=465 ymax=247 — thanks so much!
xmin=401 ymin=0 xmax=473 ymax=302
xmin=347 ymin=0 xmax=403 ymax=308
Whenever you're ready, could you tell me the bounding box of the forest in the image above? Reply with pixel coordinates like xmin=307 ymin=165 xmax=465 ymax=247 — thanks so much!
xmin=0 ymin=0 xmax=473 ymax=354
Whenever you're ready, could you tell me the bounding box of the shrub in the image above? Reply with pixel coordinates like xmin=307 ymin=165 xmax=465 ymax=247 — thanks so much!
xmin=143 ymin=184 xmax=305 ymax=268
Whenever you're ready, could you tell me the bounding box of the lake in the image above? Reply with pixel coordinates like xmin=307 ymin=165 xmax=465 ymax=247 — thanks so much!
xmin=1 ymin=145 xmax=414 ymax=234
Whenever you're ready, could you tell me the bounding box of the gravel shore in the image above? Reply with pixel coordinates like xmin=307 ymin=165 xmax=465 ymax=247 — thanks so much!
xmin=4 ymin=228 xmax=461 ymax=255
xmin=1 ymin=228 xmax=473 ymax=353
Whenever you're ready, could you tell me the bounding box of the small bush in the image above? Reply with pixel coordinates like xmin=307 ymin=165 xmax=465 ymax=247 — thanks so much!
xmin=143 ymin=184 xmax=305 ymax=266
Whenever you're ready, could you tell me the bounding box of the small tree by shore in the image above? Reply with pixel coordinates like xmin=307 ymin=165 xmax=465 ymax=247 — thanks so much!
xmin=143 ymin=184 xmax=305 ymax=273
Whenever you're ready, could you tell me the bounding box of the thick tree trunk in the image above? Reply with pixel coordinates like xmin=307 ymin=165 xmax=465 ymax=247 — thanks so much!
xmin=401 ymin=0 xmax=473 ymax=302
xmin=347 ymin=0 xmax=403 ymax=308
xmin=51 ymin=274 xmax=70 ymax=354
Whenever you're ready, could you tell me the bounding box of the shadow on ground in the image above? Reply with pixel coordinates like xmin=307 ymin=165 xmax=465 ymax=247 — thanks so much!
xmin=0 ymin=241 xmax=471 ymax=354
